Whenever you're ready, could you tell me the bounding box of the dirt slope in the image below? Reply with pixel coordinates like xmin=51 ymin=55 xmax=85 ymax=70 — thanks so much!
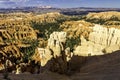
xmin=0 ymin=51 xmax=120 ymax=80
xmin=71 ymin=50 xmax=120 ymax=80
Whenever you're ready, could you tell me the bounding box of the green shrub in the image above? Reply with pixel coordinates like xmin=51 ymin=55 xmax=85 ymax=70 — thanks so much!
xmin=20 ymin=39 xmax=38 ymax=62
xmin=65 ymin=37 xmax=80 ymax=50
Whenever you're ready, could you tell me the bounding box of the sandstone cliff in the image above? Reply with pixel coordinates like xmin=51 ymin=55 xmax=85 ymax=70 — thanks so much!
xmin=32 ymin=31 xmax=75 ymax=73
xmin=74 ymin=24 xmax=120 ymax=56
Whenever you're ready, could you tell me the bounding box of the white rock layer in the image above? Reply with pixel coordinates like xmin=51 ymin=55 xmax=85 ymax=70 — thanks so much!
xmin=74 ymin=24 xmax=120 ymax=56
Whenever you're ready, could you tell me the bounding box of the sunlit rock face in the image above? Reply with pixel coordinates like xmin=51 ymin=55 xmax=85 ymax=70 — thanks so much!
xmin=48 ymin=32 xmax=67 ymax=57
xmin=32 ymin=48 xmax=52 ymax=66
xmin=33 ymin=32 xmax=69 ymax=73
xmin=33 ymin=32 xmax=70 ymax=73
xmin=74 ymin=24 xmax=120 ymax=56
xmin=33 ymin=31 xmax=67 ymax=65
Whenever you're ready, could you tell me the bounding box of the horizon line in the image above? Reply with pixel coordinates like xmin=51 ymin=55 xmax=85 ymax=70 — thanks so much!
xmin=0 ymin=6 xmax=120 ymax=9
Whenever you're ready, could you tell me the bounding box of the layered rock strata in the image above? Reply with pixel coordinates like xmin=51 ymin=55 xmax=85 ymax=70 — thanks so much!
xmin=33 ymin=32 xmax=74 ymax=73
xmin=74 ymin=24 xmax=120 ymax=56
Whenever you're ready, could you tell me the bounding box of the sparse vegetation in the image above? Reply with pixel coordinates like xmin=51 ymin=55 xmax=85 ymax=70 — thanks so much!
xmin=1 ymin=11 xmax=120 ymax=78
xmin=20 ymin=39 xmax=38 ymax=62
xmin=66 ymin=37 xmax=80 ymax=50
xmin=85 ymin=11 xmax=120 ymax=25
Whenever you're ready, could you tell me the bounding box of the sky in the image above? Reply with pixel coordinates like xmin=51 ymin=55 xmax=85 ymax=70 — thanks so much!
xmin=0 ymin=0 xmax=120 ymax=8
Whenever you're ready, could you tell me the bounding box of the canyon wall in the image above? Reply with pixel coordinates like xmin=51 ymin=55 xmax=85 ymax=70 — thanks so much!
xmin=74 ymin=24 xmax=120 ymax=56
xmin=33 ymin=31 xmax=74 ymax=73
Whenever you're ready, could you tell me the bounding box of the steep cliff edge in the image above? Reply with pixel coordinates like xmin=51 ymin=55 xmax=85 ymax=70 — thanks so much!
xmin=74 ymin=24 xmax=120 ymax=56
xmin=60 ymin=19 xmax=120 ymax=56
xmin=32 ymin=32 xmax=69 ymax=73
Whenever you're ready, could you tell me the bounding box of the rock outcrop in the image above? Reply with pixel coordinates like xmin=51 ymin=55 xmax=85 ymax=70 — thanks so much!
xmin=47 ymin=32 xmax=68 ymax=73
xmin=48 ymin=32 xmax=66 ymax=57
xmin=32 ymin=48 xmax=52 ymax=66
xmin=74 ymin=24 xmax=120 ymax=56
xmin=32 ymin=31 xmax=73 ymax=73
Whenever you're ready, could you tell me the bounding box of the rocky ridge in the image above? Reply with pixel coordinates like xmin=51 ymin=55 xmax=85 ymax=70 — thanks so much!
xmin=86 ymin=11 xmax=120 ymax=21
xmin=60 ymin=20 xmax=93 ymax=39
